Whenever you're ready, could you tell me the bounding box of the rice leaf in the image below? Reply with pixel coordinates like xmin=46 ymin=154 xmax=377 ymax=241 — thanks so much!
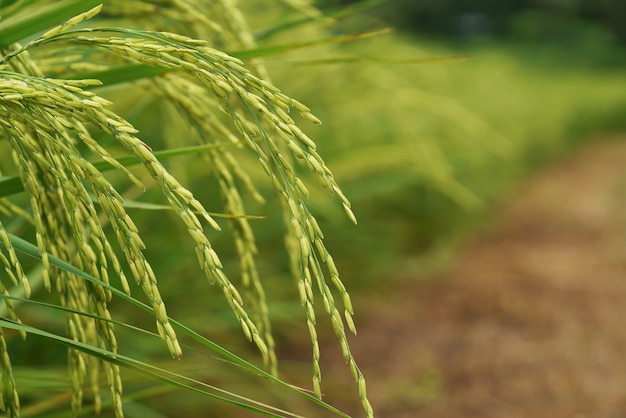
xmin=6 ymin=232 xmax=350 ymax=417
xmin=0 ymin=319 xmax=301 ymax=418
xmin=0 ymin=0 xmax=102 ymax=47
xmin=67 ymin=29 xmax=393 ymax=87
xmin=0 ymin=143 xmax=236 ymax=198
xmin=256 ymin=0 xmax=386 ymax=40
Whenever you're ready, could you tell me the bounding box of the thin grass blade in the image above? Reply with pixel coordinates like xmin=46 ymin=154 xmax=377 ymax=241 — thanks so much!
xmin=67 ymin=29 xmax=392 ymax=87
xmin=285 ymin=54 xmax=472 ymax=65
xmin=0 ymin=319 xmax=298 ymax=417
xmin=119 ymin=199 xmax=265 ymax=220
xmin=6 ymin=233 xmax=350 ymax=417
xmin=0 ymin=0 xmax=102 ymax=47
xmin=0 ymin=143 xmax=235 ymax=198
xmin=256 ymin=0 xmax=386 ymax=40
xmin=232 ymin=28 xmax=392 ymax=60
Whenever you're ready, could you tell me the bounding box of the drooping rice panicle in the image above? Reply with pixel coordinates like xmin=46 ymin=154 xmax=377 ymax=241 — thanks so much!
xmin=1 ymin=2 xmax=373 ymax=416
xmin=4 ymin=34 xmax=272 ymax=363
xmin=0 ymin=326 xmax=19 ymax=418
xmin=25 ymin=24 xmax=369 ymax=408
xmin=0 ymin=91 xmax=126 ymax=415
xmin=154 ymin=72 xmax=276 ymax=371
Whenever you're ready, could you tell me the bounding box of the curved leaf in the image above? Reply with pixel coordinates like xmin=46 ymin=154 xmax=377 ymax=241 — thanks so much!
xmin=0 ymin=0 xmax=102 ymax=47
xmin=6 ymin=233 xmax=350 ymax=417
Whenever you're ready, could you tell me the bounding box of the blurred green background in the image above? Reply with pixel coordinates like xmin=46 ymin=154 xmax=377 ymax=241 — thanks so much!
xmin=259 ymin=0 xmax=626 ymax=285
xmin=9 ymin=0 xmax=626 ymax=416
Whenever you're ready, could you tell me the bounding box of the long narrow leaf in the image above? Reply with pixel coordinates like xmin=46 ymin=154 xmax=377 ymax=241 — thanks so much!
xmin=285 ymin=55 xmax=472 ymax=65
xmin=0 ymin=0 xmax=102 ymax=47
xmin=0 ymin=319 xmax=294 ymax=418
xmin=6 ymin=233 xmax=350 ymax=417
xmin=0 ymin=294 xmax=157 ymax=338
xmin=68 ymin=63 xmax=168 ymax=85
xmin=0 ymin=176 xmax=24 ymax=198
xmin=66 ymin=386 xmax=175 ymax=418
xmin=69 ymin=29 xmax=392 ymax=87
xmin=231 ymin=28 xmax=392 ymax=60
xmin=256 ymin=0 xmax=385 ymax=40
xmin=0 ymin=143 xmax=235 ymax=198
xmin=119 ymin=199 xmax=265 ymax=220
xmin=97 ymin=143 xmax=237 ymax=170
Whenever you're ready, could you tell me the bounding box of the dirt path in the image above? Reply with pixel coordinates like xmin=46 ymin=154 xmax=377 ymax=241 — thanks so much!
xmin=319 ymin=137 xmax=626 ymax=417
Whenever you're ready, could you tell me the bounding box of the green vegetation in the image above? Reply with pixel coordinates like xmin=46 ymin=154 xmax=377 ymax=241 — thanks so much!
xmin=0 ymin=1 xmax=373 ymax=417
xmin=259 ymin=25 xmax=626 ymax=285
xmin=1 ymin=1 xmax=625 ymax=417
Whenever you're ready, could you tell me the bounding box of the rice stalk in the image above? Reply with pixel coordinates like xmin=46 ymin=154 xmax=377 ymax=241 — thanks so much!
xmin=0 ymin=2 xmax=373 ymax=416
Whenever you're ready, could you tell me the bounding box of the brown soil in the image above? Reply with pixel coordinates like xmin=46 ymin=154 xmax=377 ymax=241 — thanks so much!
xmin=318 ymin=137 xmax=626 ymax=417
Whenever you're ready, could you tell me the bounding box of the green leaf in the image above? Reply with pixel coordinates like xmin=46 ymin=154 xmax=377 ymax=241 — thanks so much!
xmin=6 ymin=233 xmax=350 ymax=417
xmin=119 ymin=199 xmax=265 ymax=220
xmin=256 ymin=0 xmax=386 ymax=40
xmin=69 ymin=29 xmax=392 ymax=87
xmin=69 ymin=63 xmax=168 ymax=85
xmin=0 ymin=175 xmax=24 ymax=197
xmin=231 ymin=28 xmax=392 ymax=60
xmin=0 ymin=318 xmax=297 ymax=417
xmin=0 ymin=295 xmax=301 ymax=417
xmin=0 ymin=0 xmax=103 ymax=48
xmin=284 ymin=55 xmax=472 ymax=66
xmin=0 ymin=294 xmax=155 ymax=336
xmin=0 ymin=143 xmax=235 ymax=198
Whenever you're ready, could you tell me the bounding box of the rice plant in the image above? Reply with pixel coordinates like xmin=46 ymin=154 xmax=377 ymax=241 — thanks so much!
xmin=0 ymin=1 xmax=374 ymax=416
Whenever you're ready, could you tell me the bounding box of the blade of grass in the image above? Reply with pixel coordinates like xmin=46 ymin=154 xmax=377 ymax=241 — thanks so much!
xmin=69 ymin=28 xmax=392 ymax=87
xmin=0 ymin=143 xmax=236 ymax=198
xmin=0 ymin=0 xmax=103 ymax=48
xmin=0 ymin=296 xmax=304 ymax=417
xmin=6 ymin=233 xmax=350 ymax=417
xmin=0 ymin=0 xmax=37 ymax=21
xmin=284 ymin=54 xmax=472 ymax=65
xmin=256 ymin=0 xmax=385 ymax=40
xmin=107 ymin=143 xmax=238 ymax=169
xmin=231 ymin=28 xmax=392 ymax=60
xmin=0 ymin=176 xmax=24 ymax=198
xmin=76 ymin=52 xmax=468 ymax=87
xmin=0 ymin=294 xmax=158 ymax=338
xmin=45 ymin=386 xmax=176 ymax=418
xmin=0 ymin=319 xmax=299 ymax=418
xmin=119 ymin=199 xmax=265 ymax=220
xmin=68 ymin=63 xmax=168 ymax=85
